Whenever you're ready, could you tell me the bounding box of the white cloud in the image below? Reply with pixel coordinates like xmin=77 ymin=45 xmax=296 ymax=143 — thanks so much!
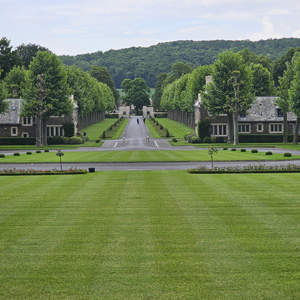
xmin=249 ymin=16 xmax=282 ymax=41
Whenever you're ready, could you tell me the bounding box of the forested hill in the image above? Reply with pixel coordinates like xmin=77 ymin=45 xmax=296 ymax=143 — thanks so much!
xmin=59 ymin=38 xmax=300 ymax=88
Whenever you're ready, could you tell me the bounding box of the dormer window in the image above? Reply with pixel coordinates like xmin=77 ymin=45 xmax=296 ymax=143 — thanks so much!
xmin=277 ymin=108 xmax=283 ymax=117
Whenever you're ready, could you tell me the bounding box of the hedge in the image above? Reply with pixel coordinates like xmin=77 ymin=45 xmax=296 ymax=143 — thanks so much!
xmin=0 ymin=137 xmax=36 ymax=145
xmin=239 ymin=134 xmax=300 ymax=143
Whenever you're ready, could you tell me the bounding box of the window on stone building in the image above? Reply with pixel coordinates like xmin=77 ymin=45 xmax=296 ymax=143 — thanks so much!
xmin=277 ymin=108 xmax=283 ymax=118
xmin=257 ymin=123 xmax=264 ymax=133
xmin=269 ymin=123 xmax=283 ymax=133
xmin=22 ymin=132 xmax=29 ymax=138
xmin=47 ymin=126 xmax=64 ymax=137
xmin=211 ymin=124 xmax=227 ymax=136
xmin=22 ymin=117 xmax=32 ymax=126
xmin=11 ymin=127 xmax=18 ymax=136
xmin=238 ymin=124 xmax=250 ymax=133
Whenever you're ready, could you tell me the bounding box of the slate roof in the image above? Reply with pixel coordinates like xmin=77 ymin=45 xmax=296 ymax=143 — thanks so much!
xmin=239 ymin=96 xmax=297 ymax=122
xmin=0 ymin=98 xmax=22 ymax=124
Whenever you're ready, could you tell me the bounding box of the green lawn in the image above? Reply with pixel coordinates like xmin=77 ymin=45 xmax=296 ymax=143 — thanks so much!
xmin=150 ymin=118 xmax=193 ymax=138
xmin=0 ymin=149 xmax=299 ymax=163
xmin=1 ymin=171 xmax=300 ymax=299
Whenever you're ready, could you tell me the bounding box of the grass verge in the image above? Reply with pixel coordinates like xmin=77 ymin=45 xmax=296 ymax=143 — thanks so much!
xmin=0 ymin=149 xmax=299 ymax=163
xmin=1 ymin=171 xmax=300 ymax=299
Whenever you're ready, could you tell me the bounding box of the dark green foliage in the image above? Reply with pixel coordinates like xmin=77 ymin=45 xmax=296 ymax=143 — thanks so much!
xmin=59 ymin=38 xmax=300 ymax=88
xmin=223 ymin=147 xmax=228 ymax=150
xmin=36 ymin=150 xmax=41 ymax=153
xmin=96 ymin=138 xmax=101 ymax=143
xmin=0 ymin=154 xmax=5 ymax=158
xmin=197 ymin=120 xmax=211 ymax=140
xmin=148 ymin=117 xmax=172 ymax=137
xmin=251 ymin=149 xmax=258 ymax=153
xmin=239 ymin=134 xmax=300 ymax=143
xmin=63 ymin=123 xmax=75 ymax=138
xmin=266 ymin=151 xmax=273 ymax=155
xmin=172 ymin=138 xmax=177 ymax=142
xmin=0 ymin=137 xmax=36 ymax=145
xmin=102 ymin=131 xmax=106 ymax=139
xmin=284 ymin=153 xmax=292 ymax=157
xmin=44 ymin=149 xmax=49 ymax=152
xmin=241 ymin=149 xmax=246 ymax=152
xmin=154 ymin=113 xmax=168 ymax=118
xmin=231 ymin=148 xmax=237 ymax=151
xmin=203 ymin=136 xmax=212 ymax=143
xmin=63 ymin=137 xmax=84 ymax=144
xmin=13 ymin=153 xmax=20 ymax=156
xmin=26 ymin=152 xmax=32 ymax=155
xmin=105 ymin=113 xmax=119 ymax=118
xmin=47 ymin=136 xmax=64 ymax=145
xmin=191 ymin=136 xmax=202 ymax=144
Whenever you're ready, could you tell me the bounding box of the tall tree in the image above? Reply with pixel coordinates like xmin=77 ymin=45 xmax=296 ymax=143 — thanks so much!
xmin=90 ymin=66 xmax=119 ymax=108
xmin=16 ymin=43 xmax=51 ymax=69
xmin=23 ymin=51 xmax=72 ymax=147
xmin=152 ymin=73 xmax=168 ymax=111
xmin=121 ymin=78 xmax=150 ymax=114
xmin=4 ymin=65 xmax=27 ymax=98
xmin=0 ymin=37 xmax=21 ymax=79
xmin=0 ymin=70 xmax=8 ymax=113
xmin=202 ymin=51 xmax=254 ymax=145
xmin=287 ymin=54 xmax=300 ymax=144
xmin=249 ymin=63 xmax=275 ymax=96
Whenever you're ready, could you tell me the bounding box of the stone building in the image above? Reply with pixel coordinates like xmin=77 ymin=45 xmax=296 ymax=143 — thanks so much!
xmin=0 ymin=98 xmax=78 ymax=138
xmin=194 ymin=94 xmax=298 ymax=138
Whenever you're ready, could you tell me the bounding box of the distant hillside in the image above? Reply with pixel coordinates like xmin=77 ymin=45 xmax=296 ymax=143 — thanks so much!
xmin=59 ymin=38 xmax=300 ymax=88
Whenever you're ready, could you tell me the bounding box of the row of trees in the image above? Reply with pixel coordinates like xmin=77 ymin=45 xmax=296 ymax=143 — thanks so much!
xmin=158 ymin=48 xmax=300 ymax=145
xmin=0 ymin=39 xmax=115 ymax=147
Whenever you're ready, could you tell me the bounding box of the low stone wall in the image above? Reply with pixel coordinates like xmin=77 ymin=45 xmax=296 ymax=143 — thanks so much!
xmin=167 ymin=111 xmax=195 ymax=129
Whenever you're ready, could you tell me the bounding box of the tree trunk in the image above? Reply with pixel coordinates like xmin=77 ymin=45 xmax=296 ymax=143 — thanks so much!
xmin=42 ymin=119 xmax=48 ymax=146
xmin=283 ymin=112 xmax=288 ymax=143
xmin=227 ymin=113 xmax=234 ymax=144
xmin=293 ymin=116 xmax=299 ymax=145
xmin=35 ymin=112 xmax=42 ymax=148
xmin=233 ymin=112 xmax=239 ymax=145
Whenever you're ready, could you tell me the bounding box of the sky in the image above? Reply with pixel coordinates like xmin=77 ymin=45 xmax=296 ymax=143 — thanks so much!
xmin=2 ymin=0 xmax=300 ymax=56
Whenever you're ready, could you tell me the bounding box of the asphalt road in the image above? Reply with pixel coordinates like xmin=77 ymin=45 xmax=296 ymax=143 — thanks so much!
xmin=1 ymin=116 xmax=300 ymax=171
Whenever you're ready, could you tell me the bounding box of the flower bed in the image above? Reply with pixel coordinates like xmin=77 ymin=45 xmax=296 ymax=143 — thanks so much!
xmin=188 ymin=164 xmax=300 ymax=174
xmin=0 ymin=168 xmax=87 ymax=176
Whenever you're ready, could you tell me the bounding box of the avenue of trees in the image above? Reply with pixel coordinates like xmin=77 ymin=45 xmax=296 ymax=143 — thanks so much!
xmin=0 ymin=37 xmax=115 ymax=147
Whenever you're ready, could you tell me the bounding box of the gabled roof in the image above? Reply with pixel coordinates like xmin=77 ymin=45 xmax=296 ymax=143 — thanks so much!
xmin=0 ymin=98 xmax=22 ymax=124
xmin=240 ymin=96 xmax=297 ymax=122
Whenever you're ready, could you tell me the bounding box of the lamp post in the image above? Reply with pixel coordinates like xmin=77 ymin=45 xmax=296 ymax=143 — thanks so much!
xmin=56 ymin=150 xmax=64 ymax=171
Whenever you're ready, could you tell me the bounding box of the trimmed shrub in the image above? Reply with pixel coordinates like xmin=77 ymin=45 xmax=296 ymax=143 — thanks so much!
xmin=0 ymin=154 xmax=5 ymax=158
xmin=96 ymin=138 xmax=101 ymax=143
xmin=47 ymin=135 xmax=64 ymax=145
xmin=62 ymin=123 xmax=75 ymax=137
xmin=68 ymin=137 xmax=84 ymax=144
xmin=165 ymin=129 xmax=170 ymax=138
xmin=13 ymin=153 xmax=20 ymax=156
xmin=44 ymin=149 xmax=49 ymax=152
xmin=265 ymin=151 xmax=273 ymax=155
xmin=184 ymin=133 xmax=194 ymax=141
xmin=223 ymin=147 xmax=228 ymax=150
xmin=215 ymin=137 xmax=225 ymax=143
xmin=284 ymin=152 xmax=292 ymax=157
xmin=36 ymin=150 xmax=41 ymax=153
xmin=187 ymin=134 xmax=197 ymax=143
xmin=191 ymin=136 xmax=202 ymax=144
xmin=26 ymin=152 xmax=32 ymax=155
xmin=251 ymin=149 xmax=258 ymax=153
xmin=241 ymin=149 xmax=246 ymax=152
xmin=239 ymin=134 xmax=300 ymax=143
xmin=102 ymin=131 xmax=106 ymax=139
xmin=172 ymin=138 xmax=177 ymax=142
xmin=203 ymin=136 xmax=212 ymax=143
xmin=211 ymin=136 xmax=216 ymax=143
xmin=231 ymin=148 xmax=237 ymax=151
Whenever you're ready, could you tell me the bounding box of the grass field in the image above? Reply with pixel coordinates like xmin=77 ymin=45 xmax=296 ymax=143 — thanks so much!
xmin=0 ymin=149 xmax=299 ymax=163
xmin=1 ymin=171 xmax=300 ymax=299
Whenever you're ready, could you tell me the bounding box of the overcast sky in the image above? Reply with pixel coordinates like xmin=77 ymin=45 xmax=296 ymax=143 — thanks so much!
xmin=2 ymin=0 xmax=300 ymax=56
